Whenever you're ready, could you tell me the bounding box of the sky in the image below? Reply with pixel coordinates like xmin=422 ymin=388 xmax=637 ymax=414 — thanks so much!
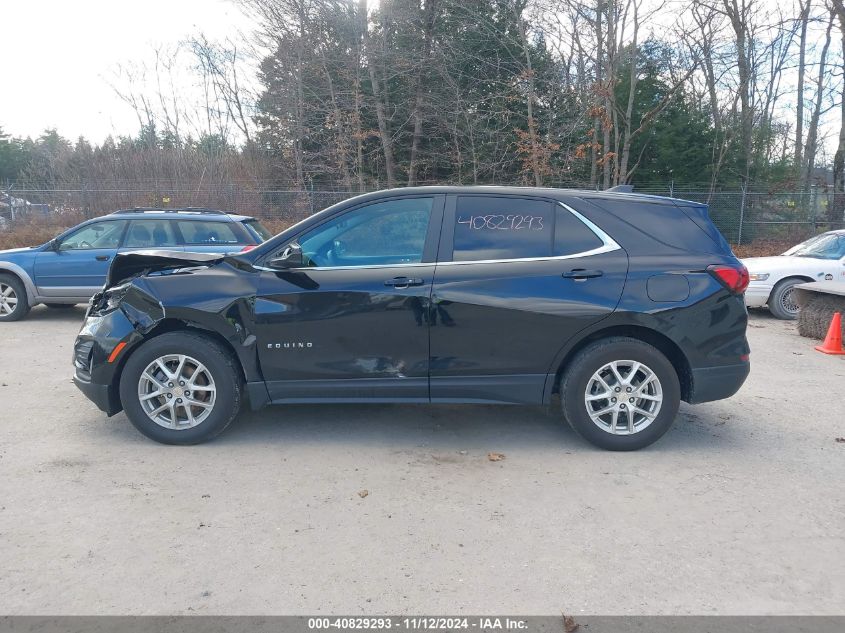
xmin=0 ymin=0 xmax=256 ymax=142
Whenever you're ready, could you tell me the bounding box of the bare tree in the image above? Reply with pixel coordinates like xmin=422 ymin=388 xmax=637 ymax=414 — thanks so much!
xmin=829 ymin=0 xmax=845 ymax=219
xmin=803 ymin=5 xmax=835 ymax=190
xmin=795 ymin=0 xmax=813 ymax=168
xmin=361 ymin=0 xmax=397 ymax=188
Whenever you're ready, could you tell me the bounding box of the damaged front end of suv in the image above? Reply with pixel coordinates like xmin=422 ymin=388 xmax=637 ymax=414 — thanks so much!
xmin=72 ymin=250 xmax=266 ymax=418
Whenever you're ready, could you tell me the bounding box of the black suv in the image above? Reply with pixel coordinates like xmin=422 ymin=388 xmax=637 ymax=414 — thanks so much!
xmin=72 ymin=187 xmax=750 ymax=450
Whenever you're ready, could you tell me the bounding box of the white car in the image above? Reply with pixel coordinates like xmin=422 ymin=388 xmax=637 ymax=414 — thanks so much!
xmin=743 ymin=230 xmax=845 ymax=319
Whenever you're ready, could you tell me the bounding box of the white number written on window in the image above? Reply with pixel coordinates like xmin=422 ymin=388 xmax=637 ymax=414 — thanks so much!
xmin=456 ymin=214 xmax=545 ymax=231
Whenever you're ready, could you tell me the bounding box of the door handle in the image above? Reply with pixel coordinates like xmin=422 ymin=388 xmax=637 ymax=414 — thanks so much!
xmin=384 ymin=276 xmax=425 ymax=288
xmin=562 ymin=268 xmax=603 ymax=280
xmin=96 ymin=255 xmax=111 ymax=262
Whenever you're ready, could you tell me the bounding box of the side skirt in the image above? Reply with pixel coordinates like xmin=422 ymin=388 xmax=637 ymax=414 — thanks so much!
xmin=260 ymin=375 xmax=547 ymax=406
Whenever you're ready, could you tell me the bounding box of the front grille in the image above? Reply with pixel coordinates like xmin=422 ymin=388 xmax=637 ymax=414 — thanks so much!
xmin=73 ymin=341 xmax=94 ymax=381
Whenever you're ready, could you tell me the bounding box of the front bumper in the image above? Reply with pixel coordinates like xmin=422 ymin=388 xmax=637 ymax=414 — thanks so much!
xmin=72 ymin=307 xmax=138 ymax=417
xmin=73 ymin=375 xmax=122 ymax=416
xmin=688 ymin=362 xmax=750 ymax=404
xmin=744 ymin=283 xmax=772 ymax=308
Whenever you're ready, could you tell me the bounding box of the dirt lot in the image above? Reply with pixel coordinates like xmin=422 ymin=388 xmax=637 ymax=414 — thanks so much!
xmin=0 ymin=308 xmax=843 ymax=615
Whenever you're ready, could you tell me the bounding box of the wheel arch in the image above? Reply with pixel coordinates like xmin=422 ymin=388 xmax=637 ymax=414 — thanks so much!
xmin=0 ymin=263 xmax=38 ymax=306
xmin=767 ymin=274 xmax=814 ymax=303
xmin=546 ymin=324 xmax=693 ymax=404
xmin=112 ymin=318 xmax=251 ymax=394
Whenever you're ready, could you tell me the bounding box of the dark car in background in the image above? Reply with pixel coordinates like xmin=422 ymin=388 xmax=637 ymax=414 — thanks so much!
xmin=0 ymin=208 xmax=272 ymax=321
xmin=72 ymin=187 xmax=750 ymax=450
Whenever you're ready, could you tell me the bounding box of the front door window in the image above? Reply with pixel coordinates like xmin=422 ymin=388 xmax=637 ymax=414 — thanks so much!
xmin=297 ymin=197 xmax=434 ymax=268
xmin=58 ymin=221 xmax=126 ymax=250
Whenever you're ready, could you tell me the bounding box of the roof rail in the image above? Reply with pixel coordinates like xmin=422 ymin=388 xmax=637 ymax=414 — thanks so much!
xmin=110 ymin=207 xmax=231 ymax=216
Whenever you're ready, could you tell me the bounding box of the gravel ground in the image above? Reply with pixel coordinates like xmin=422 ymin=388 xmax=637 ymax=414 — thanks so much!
xmin=0 ymin=306 xmax=843 ymax=615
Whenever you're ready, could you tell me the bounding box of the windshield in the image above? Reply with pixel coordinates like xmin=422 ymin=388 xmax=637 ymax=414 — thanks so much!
xmin=785 ymin=233 xmax=845 ymax=260
xmin=243 ymin=219 xmax=273 ymax=242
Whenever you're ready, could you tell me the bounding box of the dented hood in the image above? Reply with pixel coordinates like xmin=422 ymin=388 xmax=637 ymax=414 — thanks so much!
xmin=106 ymin=250 xmax=227 ymax=287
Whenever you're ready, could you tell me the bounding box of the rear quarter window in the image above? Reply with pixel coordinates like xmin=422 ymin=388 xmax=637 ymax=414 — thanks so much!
xmin=243 ymin=219 xmax=273 ymax=242
xmin=588 ymin=198 xmax=726 ymax=253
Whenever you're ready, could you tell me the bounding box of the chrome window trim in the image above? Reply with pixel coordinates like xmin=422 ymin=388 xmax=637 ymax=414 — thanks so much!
xmin=254 ymin=261 xmax=431 ymax=272
xmin=561 ymin=202 xmax=621 ymax=250
xmin=255 ymin=201 xmax=620 ymax=272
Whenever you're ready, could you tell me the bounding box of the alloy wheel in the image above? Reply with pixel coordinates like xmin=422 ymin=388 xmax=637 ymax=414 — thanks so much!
xmin=137 ymin=354 xmax=217 ymax=429
xmin=584 ymin=360 xmax=663 ymax=435
xmin=0 ymin=283 xmax=18 ymax=316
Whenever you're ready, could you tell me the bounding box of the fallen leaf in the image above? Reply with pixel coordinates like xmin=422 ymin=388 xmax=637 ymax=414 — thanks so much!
xmin=487 ymin=452 xmax=506 ymax=462
xmin=358 ymin=489 xmax=369 ymax=498
xmin=563 ymin=614 xmax=579 ymax=633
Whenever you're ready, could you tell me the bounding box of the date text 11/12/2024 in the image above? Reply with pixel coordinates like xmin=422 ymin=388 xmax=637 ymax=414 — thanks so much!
xmin=308 ymin=617 xmax=531 ymax=630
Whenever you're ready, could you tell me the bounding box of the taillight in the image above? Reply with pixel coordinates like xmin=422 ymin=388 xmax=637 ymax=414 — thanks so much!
xmin=707 ymin=264 xmax=749 ymax=294
xmin=240 ymin=244 xmax=257 ymax=252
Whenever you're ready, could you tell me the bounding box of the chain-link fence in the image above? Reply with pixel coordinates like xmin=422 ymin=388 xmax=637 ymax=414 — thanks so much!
xmin=2 ymin=185 xmax=844 ymax=245
xmin=640 ymin=188 xmax=841 ymax=246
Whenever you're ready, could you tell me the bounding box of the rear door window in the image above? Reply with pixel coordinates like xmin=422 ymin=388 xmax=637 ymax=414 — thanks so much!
xmin=176 ymin=220 xmax=241 ymax=245
xmin=124 ymin=220 xmax=179 ymax=248
xmin=452 ymin=196 xmax=553 ymax=261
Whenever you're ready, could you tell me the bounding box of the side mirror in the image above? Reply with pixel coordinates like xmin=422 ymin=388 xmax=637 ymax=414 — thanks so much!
xmin=268 ymin=242 xmax=304 ymax=269
xmin=47 ymin=239 xmax=60 ymax=251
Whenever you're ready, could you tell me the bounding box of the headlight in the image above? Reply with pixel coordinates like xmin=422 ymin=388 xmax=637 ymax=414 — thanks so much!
xmin=748 ymin=273 xmax=769 ymax=281
xmin=92 ymin=283 xmax=131 ymax=315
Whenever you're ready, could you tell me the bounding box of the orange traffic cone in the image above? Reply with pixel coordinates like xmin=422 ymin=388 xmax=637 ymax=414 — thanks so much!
xmin=815 ymin=312 xmax=845 ymax=355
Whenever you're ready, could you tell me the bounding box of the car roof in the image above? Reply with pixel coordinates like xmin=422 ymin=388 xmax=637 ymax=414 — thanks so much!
xmin=331 ymin=185 xmax=706 ymax=208
xmin=108 ymin=208 xmax=254 ymax=222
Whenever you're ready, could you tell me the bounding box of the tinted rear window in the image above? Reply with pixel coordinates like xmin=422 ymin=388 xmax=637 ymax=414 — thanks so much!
xmin=453 ymin=196 xmax=553 ymax=261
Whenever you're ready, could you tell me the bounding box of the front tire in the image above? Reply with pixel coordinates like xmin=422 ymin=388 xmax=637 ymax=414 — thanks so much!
xmin=118 ymin=332 xmax=242 ymax=445
xmin=768 ymin=278 xmax=803 ymax=320
xmin=560 ymin=337 xmax=681 ymax=451
xmin=0 ymin=274 xmax=30 ymax=322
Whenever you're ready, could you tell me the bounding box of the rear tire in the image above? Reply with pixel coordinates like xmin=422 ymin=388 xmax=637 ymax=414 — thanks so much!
xmin=768 ymin=278 xmax=803 ymax=320
xmin=560 ymin=337 xmax=681 ymax=451
xmin=0 ymin=274 xmax=30 ymax=322
xmin=119 ymin=332 xmax=242 ymax=445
